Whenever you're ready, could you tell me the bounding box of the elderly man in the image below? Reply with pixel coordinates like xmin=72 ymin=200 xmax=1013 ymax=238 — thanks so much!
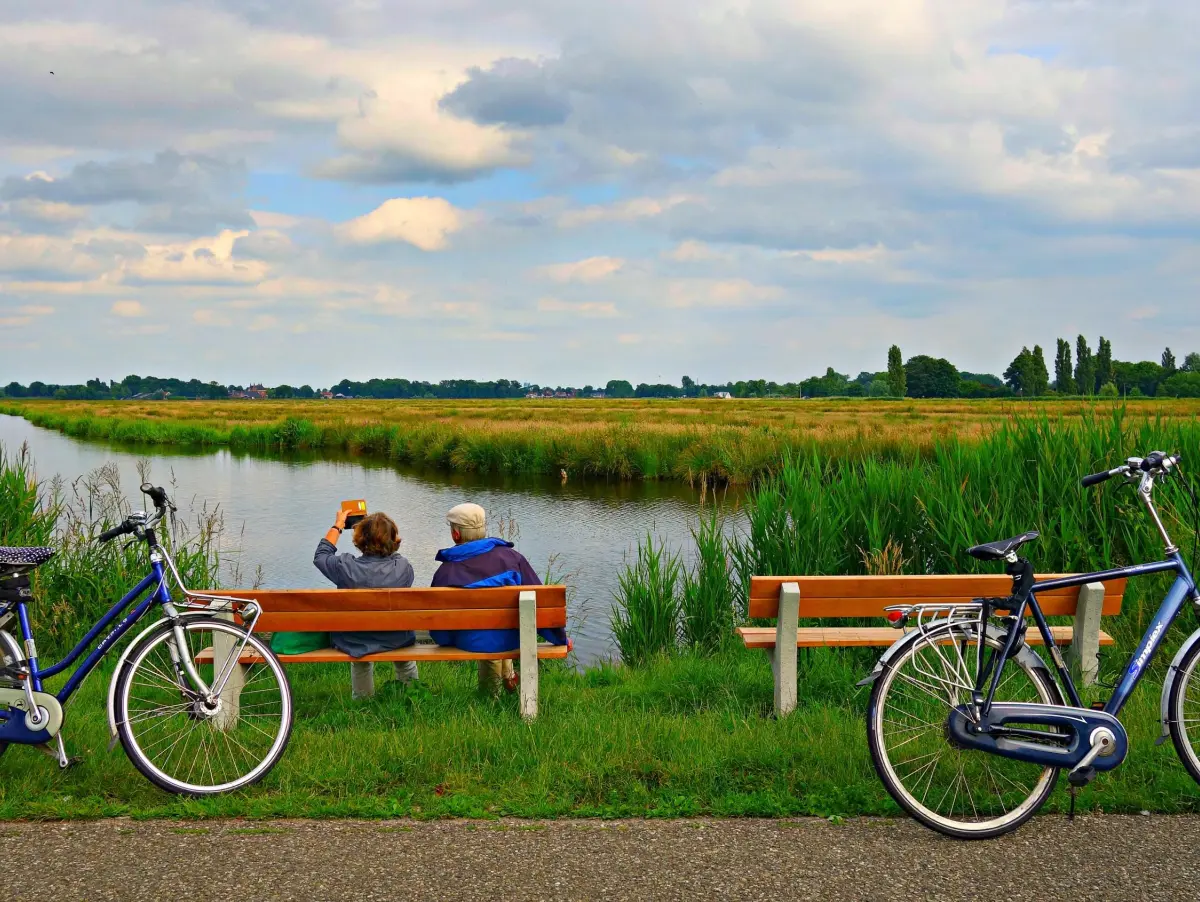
xmin=430 ymin=502 xmax=569 ymax=693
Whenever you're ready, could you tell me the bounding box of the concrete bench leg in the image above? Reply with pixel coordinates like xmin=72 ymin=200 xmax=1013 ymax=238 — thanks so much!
xmin=518 ymin=590 xmax=539 ymax=721
xmin=212 ymin=611 xmax=247 ymax=731
xmin=1068 ymin=581 xmax=1105 ymax=688
xmin=772 ymin=583 xmax=800 ymax=717
xmin=350 ymin=662 xmax=375 ymax=699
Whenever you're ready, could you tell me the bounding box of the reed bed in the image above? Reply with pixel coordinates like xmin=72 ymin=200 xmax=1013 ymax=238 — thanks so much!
xmin=616 ymin=409 xmax=1200 ymax=665
xmin=5 ymin=397 xmax=1200 ymax=485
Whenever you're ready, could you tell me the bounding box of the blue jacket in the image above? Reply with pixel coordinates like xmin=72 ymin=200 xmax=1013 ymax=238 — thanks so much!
xmin=429 ymin=538 xmax=568 ymax=653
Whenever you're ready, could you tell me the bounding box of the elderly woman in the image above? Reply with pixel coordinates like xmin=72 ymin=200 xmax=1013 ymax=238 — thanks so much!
xmin=312 ymin=507 xmax=419 ymax=683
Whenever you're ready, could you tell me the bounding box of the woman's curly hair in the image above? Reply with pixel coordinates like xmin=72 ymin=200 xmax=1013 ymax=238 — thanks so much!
xmin=352 ymin=512 xmax=401 ymax=557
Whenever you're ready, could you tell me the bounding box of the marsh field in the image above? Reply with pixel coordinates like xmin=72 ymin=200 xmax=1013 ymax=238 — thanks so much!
xmin=5 ymin=396 xmax=1200 ymax=484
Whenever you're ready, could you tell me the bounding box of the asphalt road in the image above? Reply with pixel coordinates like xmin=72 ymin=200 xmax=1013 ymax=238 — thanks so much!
xmin=1 ymin=815 xmax=1193 ymax=901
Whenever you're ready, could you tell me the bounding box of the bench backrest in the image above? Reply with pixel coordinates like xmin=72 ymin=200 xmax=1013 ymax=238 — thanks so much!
xmin=206 ymin=586 xmax=568 ymax=633
xmin=748 ymin=575 xmax=1126 ymax=620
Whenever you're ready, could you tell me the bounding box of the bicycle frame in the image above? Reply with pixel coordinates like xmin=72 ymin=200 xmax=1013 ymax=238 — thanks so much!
xmin=1005 ymin=554 xmax=1198 ymax=717
xmin=4 ymin=558 xmax=170 ymax=708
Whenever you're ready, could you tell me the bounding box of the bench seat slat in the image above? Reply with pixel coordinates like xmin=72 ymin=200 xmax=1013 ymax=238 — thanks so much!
xmin=255 ymin=607 xmax=566 ymax=633
xmin=748 ymin=575 xmax=1126 ymax=619
xmin=736 ymin=625 xmax=1115 ymax=649
xmin=196 ymin=644 xmax=570 ymax=665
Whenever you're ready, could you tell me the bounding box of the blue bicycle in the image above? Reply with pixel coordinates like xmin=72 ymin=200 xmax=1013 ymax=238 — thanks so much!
xmin=864 ymin=451 xmax=1199 ymax=838
xmin=0 ymin=484 xmax=292 ymax=795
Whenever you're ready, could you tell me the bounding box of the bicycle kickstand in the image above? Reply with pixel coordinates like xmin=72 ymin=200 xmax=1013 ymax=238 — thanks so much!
xmin=1068 ymin=786 xmax=1077 ymax=823
xmin=37 ymin=734 xmax=82 ymax=769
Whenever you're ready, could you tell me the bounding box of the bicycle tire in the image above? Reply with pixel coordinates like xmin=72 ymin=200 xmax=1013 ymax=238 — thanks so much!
xmin=867 ymin=622 xmax=1063 ymax=840
xmin=1167 ymin=638 xmax=1200 ymax=785
xmin=115 ymin=617 xmax=293 ymax=796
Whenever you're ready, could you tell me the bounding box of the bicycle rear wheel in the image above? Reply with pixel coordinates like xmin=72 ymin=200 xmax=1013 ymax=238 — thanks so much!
xmin=115 ymin=618 xmax=292 ymax=795
xmin=867 ymin=623 xmax=1063 ymax=839
xmin=1167 ymin=639 xmax=1200 ymax=785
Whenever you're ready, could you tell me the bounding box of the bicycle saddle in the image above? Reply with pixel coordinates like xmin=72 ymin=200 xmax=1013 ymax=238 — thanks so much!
xmin=0 ymin=547 xmax=56 ymax=568
xmin=967 ymin=531 xmax=1039 ymax=562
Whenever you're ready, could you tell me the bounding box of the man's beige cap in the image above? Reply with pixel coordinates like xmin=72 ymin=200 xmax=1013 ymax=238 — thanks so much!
xmin=446 ymin=502 xmax=486 ymax=530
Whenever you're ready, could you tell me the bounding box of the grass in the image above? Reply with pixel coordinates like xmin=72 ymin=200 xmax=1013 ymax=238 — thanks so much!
xmin=4 ymin=396 xmax=1200 ymax=484
xmin=3 ymin=648 xmax=1199 ymax=820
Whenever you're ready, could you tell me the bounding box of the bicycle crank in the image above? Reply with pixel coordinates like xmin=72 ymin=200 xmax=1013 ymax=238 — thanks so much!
xmin=0 ymin=687 xmax=64 ymax=737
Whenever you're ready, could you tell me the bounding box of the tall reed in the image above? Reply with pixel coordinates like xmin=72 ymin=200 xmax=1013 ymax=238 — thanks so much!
xmin=680 ymin=510 xmax=736 ymax=652
xmin=611 ymin=535 xmax=683 ymax=665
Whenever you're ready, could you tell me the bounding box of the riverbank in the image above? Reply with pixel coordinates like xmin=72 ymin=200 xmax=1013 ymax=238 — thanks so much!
xmin=5 ymin=397 xmax=1200 ymax=484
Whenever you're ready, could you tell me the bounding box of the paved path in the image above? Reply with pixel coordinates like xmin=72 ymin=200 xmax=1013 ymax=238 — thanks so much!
xmin=2 ymin=815 xmax=1195 ymax=900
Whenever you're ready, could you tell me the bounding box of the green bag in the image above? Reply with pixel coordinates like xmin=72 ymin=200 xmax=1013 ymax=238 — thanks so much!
xmin=269 ymin=631 xmax=330 ymax=655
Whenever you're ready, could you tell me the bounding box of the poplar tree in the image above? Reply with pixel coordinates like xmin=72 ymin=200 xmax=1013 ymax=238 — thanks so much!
xmin=886 ymin=345 xmax=906 ymax=398
xmin=1075 ymin=336 xmax=1096 ymax=396
xmin=1055 ymin=338 xmax=1076 ymax=394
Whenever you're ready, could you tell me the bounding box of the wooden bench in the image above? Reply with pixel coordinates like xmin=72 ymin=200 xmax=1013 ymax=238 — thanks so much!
xmin=196 ymin=585 xmax=568 ymax=721
xmin=738 ymin=575 xmax=1126 ymax=717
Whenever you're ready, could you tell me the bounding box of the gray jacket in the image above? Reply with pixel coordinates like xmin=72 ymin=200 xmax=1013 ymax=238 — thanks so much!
xmin=313 ymin=538 xmax=416 ymax=657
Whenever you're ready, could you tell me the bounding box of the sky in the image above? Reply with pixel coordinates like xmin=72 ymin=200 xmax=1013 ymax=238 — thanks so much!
xmin=1 ymin=0 xmax=1198 ymax=388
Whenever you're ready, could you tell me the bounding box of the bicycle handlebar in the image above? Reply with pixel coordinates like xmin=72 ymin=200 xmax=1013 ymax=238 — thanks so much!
xmin=1081 ymin=469 xmax=1118 ymax=488
xmin=98 ymin=521 xmax=135 ymax=543
xmin=1081 ymin=453 xmax=1182 ymax=488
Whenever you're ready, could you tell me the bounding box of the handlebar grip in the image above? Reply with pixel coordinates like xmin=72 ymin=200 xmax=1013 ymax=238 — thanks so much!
xmin=141 ymin=484 xmax=168 ymax=508
xmin=98 ymin=522 xmax=133 ymax=543
xmin=1081 ymin=470 xmax=1115 ymax=488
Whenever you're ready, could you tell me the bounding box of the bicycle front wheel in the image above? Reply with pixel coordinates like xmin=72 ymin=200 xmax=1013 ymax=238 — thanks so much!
xmin=867 ymin=623 xmax=1062 ymax=839
xmin=115 ymin=618 xmax=293 ymax=795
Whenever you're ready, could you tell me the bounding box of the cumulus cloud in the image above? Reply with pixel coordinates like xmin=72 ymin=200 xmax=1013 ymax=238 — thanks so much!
xmin=336 ymin=197 xmax=467 ymax=250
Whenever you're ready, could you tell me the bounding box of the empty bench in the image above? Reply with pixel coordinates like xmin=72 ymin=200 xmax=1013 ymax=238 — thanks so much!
xmin=738 ymin=574 xmax=1126 ymax=716
xmin=197 ymin=585 xmax=569 ymax=720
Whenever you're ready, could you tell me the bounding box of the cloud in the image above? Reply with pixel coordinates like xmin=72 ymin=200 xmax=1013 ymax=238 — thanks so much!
xmin=537 ymin=256 xmax=624 ymax=282
xmin=440 ymin=58 xmax=570 ymax=127
xmin=111 ymin=299 xmax=145 ymax=317
xmin=336 ymin=197 xmax=467 ymax=250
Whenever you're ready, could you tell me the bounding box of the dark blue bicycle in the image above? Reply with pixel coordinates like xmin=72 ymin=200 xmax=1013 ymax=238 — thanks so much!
xmin=0 ymin=484 xmax=292 ymax=795
xmin=863 ymin=451 xmax=1199 ymax=838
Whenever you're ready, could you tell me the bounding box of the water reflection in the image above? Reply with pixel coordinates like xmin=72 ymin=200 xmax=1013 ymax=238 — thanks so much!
xmin=0 ymin=414 xmax=743 ymax=666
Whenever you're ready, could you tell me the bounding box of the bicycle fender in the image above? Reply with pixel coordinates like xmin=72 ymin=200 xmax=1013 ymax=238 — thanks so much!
xmin=856 ymin=620 xmax=1055 ymax=688
xmin=1157 ymin=627 xmax=1200 ymax=746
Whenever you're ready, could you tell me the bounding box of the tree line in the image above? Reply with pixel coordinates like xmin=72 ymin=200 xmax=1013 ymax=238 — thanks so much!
xmin=3 ymin=342 xmax=1199 ymax=401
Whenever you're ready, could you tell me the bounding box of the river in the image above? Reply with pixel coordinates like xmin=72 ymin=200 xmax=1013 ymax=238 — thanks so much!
xmin=0 ymin=414 xmax=743 ymax=666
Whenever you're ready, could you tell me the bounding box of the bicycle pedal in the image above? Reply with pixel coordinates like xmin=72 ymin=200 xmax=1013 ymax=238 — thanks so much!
xmin=1067 ymin=765 xmax=1097 ymax=788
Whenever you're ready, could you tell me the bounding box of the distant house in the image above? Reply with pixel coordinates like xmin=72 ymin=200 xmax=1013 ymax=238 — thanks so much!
xmin=525 ymin=392 xmax=541 ymax=399
xmin=713 ymin=391 xmax=733 ymax=399
xmin=590 ymin=391 xmax=606 ymax=399
xmin=245 ymin=383 xmax=268 ymax=400
xmin=319 ymin=390 xmax=334 ymax=400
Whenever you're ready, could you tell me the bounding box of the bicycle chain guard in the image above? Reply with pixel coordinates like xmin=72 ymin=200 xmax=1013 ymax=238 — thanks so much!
xmin=0 ymin=688 xmax=64 ymax=739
